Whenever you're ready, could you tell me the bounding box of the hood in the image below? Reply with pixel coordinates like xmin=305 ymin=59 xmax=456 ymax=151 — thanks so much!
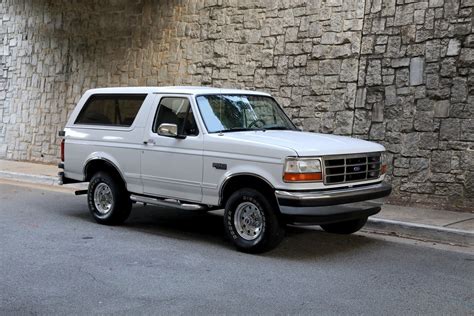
xmin=221 ymin=130 xmax=385 ymax=156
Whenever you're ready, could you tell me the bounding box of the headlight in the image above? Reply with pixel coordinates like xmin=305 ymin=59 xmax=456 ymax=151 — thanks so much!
xmin=283 ymin=157 xmax=322 ymax=182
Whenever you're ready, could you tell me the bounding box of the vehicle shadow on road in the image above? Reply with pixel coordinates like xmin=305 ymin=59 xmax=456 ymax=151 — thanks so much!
xmin=69 ymin=204 xmax=379 ymax=260
xmin=271 ymin=225 xmax=377 ymax=260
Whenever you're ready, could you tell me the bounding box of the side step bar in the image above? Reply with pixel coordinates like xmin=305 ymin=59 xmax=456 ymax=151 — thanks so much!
xmin=130 ymin=194 xmax=207 ymax=211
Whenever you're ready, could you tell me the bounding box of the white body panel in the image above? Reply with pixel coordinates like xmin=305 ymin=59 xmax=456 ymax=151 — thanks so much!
xmin=201 ymin=131 xmax=385 ymax=196
xmin=140 ymin=94 xmax=203 ymax=202
xmin=63 ymin=86 xmax=387 ymax=206
xmin=201 ymin=133 xmax=296 ymax=205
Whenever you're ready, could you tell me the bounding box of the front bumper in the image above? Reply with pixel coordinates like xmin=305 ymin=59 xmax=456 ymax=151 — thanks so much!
xmin=275 ymin=182 xmax=392 ymax=224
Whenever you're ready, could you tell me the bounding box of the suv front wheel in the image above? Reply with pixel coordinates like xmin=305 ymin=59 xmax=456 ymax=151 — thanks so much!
xmin=87 ymin=171 xmax=132 ymax=225
xmin=224 ymin=188 xmax=285 ymax=253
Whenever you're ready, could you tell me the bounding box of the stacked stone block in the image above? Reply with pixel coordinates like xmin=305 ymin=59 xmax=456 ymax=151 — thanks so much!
xmin=0 ymin=0 xmax=472 ymax=210
xmin=359 ymin=0 xmax=473 ymax=210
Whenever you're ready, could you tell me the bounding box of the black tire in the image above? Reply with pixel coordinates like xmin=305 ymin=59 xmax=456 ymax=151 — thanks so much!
xmin=87 ymin=171 xmax=132 ymax=225
xmin=224 ymin=188 xmax=285 ymax=253
xmin=320 ymin=217 xmax=368 ymax=235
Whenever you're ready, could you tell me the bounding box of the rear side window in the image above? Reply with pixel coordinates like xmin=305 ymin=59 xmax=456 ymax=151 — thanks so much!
xmin=75 ymin=94 xmax=146 ymax=127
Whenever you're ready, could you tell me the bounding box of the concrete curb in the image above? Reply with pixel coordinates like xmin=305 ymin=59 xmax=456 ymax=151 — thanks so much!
xmin=0 ymin=171 xmax=58 ymax=186
xmin=365 ymin=218 xmax=474 ymax=247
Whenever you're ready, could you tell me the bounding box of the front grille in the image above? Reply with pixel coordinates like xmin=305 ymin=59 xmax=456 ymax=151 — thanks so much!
xmin=323 ymin=153 xmax=381 ymax=185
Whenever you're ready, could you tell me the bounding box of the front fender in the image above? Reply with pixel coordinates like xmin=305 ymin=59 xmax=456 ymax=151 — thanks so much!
xmin=217 ymin=162 xmax=283 ymax=200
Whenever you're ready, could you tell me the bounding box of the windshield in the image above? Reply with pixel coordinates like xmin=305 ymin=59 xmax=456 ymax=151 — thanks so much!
xmin=196 ymin=94 xmax=296 ymax=133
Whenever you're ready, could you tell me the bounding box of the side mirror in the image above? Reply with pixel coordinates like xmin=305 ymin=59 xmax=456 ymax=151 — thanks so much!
xmin=158 ymin=123 xmax=178 ymax=137
xmin=157 ymin=123 xmax=186 ymax=139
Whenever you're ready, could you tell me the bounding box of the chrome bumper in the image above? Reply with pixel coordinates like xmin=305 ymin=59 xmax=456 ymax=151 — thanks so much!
xmin=275 ymin=182 xmax=392 ymax=224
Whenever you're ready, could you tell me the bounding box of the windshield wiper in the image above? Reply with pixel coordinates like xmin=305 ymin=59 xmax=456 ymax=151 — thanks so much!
xmin=263 ymin=126 xmax=290 ymax=130
xmin=214 ymin=126 xmax=291 ymax=133
xmin=215 ymin=127 xmax=265 ymax=133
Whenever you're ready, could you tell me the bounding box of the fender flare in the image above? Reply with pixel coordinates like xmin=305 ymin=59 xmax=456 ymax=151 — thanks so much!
xmin=218 ymin=172 xmax=275 ymax=205
xmin=83 ymin=154 xmax=126 ymax=184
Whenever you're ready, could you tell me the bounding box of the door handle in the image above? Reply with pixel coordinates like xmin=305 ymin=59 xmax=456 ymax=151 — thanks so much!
xmin=143 ymin=139 xmax=156 ymax=145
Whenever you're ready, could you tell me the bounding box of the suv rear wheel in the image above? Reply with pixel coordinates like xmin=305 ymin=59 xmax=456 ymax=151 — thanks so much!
xmin=320 ymin=217 xmax=367 ymax=235
xmin=88 ymin=171 xmax=132 ymax=225
xmin=224 ymin=188 xmax=284 ymax=253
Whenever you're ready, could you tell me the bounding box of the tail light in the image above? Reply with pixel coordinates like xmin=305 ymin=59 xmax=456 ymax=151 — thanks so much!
xmin=60 ymin=139 xmax=65 ymax=162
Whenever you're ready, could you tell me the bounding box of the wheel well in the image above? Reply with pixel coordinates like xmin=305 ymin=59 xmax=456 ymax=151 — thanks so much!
xmin=220 ymin=175 xmax=276 ymax=207
xmin=84 ymin=159 xmax=125 ymax=185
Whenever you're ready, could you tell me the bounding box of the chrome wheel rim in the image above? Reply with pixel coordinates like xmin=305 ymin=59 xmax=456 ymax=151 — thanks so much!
xmin=93 ymin=183 xmax=113 ymax=215
xmin=234 ymin=202 xmax=264 ymax=241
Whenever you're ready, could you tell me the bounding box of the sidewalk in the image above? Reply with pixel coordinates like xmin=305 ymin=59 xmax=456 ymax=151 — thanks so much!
xmin=1 ymin=159 xmax=473 ymax=247
xmin=0 ymin=159 xmax=59 ymax=185
xmin=368 ymin=204 xmax=473 ymax=247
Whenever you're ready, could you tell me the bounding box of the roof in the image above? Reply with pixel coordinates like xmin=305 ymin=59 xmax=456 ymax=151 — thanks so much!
xmin=85 ymin=86 xmax=272 ymax=96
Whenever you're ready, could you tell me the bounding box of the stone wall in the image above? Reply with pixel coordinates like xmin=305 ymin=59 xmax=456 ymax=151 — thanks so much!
xmin=359 ymin=0 xmax=474 ymax=210
xmin=0 ymin=0 xmax=472 ymax=210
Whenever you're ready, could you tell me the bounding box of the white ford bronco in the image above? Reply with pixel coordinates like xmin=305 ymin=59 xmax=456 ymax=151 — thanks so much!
xmin=59 ymin=86 xmax=392 ymax=253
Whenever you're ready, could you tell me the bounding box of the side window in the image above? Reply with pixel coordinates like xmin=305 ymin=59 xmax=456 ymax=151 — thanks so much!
xmin=153 ymin=97 xmax=199 ymax=136
xmin=75 ymin=94 xmax=146 ymax=127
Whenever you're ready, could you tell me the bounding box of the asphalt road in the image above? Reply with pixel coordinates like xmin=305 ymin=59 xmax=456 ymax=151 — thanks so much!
xmin=0 ymin=181 xmax=473 ymax=315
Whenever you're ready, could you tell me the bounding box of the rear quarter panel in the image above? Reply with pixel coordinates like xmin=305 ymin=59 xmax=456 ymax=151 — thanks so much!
xmin=63 ymin=93 xmax=155 ymax=193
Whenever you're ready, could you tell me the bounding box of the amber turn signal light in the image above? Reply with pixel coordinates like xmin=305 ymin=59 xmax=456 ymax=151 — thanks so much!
xmin=283 ymin=172 xmax=322 ymax=182
xmin=381 ymin=164 xmax=388 ymax=174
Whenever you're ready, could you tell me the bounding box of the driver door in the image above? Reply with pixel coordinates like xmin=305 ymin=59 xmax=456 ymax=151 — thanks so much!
xmin=141 ymin=95 xmax=203 ymax=202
